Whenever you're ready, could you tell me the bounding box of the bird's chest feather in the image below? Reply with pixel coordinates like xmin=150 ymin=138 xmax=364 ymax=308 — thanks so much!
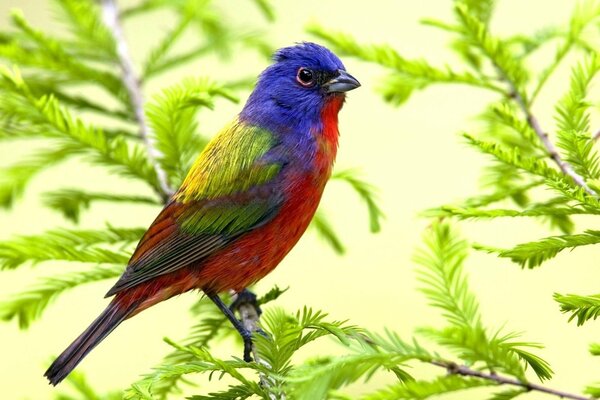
xmin=246 ymin=95 xmax=343 ymax=267
xmin=282 ymin=94 xmax=343 ymax=213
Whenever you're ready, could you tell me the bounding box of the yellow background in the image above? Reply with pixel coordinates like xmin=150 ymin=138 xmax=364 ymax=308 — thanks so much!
xmin=0 ymin=0 xmax=598 ymax=398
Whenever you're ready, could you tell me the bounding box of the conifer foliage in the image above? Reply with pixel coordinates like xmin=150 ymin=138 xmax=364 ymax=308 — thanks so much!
xmin=0 ymin=0 xmax=598 ymax=399
xmin=310 ymin=0 xmax=600 ymax=397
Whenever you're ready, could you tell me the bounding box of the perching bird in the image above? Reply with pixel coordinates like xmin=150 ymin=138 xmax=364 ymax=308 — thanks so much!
xmin=44 ymin=42 xmax=360 ymax=385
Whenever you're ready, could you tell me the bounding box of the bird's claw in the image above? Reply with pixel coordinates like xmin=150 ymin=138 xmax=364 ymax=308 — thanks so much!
xmin=228 ymin=289 xmax=271 ymax=362
xmin=230 ymin=288 xmax=262 ymax=316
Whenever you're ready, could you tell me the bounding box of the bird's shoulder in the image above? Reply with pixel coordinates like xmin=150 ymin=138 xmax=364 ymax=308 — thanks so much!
xmin=175 ymin=118 xmax=283 ymax=203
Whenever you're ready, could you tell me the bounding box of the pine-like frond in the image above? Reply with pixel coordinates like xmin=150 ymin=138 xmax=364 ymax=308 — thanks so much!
xmin=585 ymin=384 xmax=600 ymax=398
xmin=554 ymin=54 xmax=600 ymax=179
xmin=453 ymin=3 xmax=528 ymax=92
xmin=0 ymin=264 xmax=123 ymax=328
xmin=310 ymin=211 xmax=345 ymax=254
xmin=142 ymin=14 xmax=194 ymax=79
xmin=479 ymin=230 xmax=600 ymax=268
xmin=363 ymin=376 xmax=492 ymax=400
xmin=285 ymin=328 xmax=428 ymax=399
xmin=43 ymin=189 xmax=160 ymax=223
xmin=464 ymin=134 xmax=560 ymax=180
xmin=131 ymin=1 xmax=273 ymax=80
xmin=141 ymin=340 xmax=265 ymax=395
xmin=130 ymin=288 xmax=286 ymax=399
xmin=332 ymin=169 xmax=384 ymax=233
xmin=146 ymin=78 xmax=238 ymax=187
xmin=129 ymin=296 xmax=232 ymax=399
xmin=424 ymin=204 xmax=590 ymax=220
xmin=478 ymin=102 xmax=543 ymax=153
xmin=187 ymin=385 xmax=254 ymax=400
xmin=423 ymin=196 xmax=580 ymax=234
xmin=506 ymin=26 xmax=566 ymax=59
xmin=555 ymin=55 xmax=599 ymax=134
xmin=6 ymin=10 xmax=123 ymax=98
xmin=416 ymin=222 xmax=552 ymax=381
xmin=54 ymin=370 xmax=122 ymax=400
xmin=126 ymin=339 xmax=268 ymax=400
xmin=250 ymin=0 xmax=276 ymax=22
xmin=306 ymin=24 xmax=504 ymax=105
xmin=547 ymin=178 xmax=600 ymax=210
xmin=528 ymin=1 xmax=600 ymax=102
xmin=425 ymin=181 xmax=543 ymax=214
xmin=52 ymin=0 xmax=116 ymax=61
xmin=288 ymin=352 xmax=411 ymax=400
xmin=0 ymin=143 xmax=78 ymax=207
xmin=488 ymin=389 xmax=528 ymax=400
xmin=479 ymin=162 xmax=531 ymax=208
xmin=0 ymin=66 xmax=160 ymax=193
xmin=256 ymin=307 xmax=363 ymax=376
xmin=367 ymin=329 xmax=434 ymax=362
xmin=420 ymin=326 xmax=552 ymax=380
xmin=0 ymin=226 xmax=140 ymax=269
xmin=414 ymin=222 xmax=480 ymax=328
xmin=554 ymin=292 xmax=600 ymax=326
xmin=456 ymin=0 xmax=496 ymax=24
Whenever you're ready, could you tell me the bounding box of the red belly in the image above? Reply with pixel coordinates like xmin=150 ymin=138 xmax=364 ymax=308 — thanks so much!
xmin=121 ymin=173 xmax=326 ymax=314
xmin=194 ymin=175 xmax=323 ymax=293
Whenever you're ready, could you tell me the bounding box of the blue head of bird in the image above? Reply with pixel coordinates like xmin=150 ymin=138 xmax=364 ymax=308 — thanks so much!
xmin=240 ymin=42 xmax=360 ymax=133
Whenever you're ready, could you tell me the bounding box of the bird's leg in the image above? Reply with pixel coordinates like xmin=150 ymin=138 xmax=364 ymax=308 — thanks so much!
xmin=207 ymin=293 xmax=253 ymax=362
xmin=227 ymin=290 xmax=276 ymax=391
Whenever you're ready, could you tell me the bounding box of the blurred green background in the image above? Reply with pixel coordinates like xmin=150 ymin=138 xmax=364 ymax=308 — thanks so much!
xmin=1 ymin=0 xmax=599 ymax=398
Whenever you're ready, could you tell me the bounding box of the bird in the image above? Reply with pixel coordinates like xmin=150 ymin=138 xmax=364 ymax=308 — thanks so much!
xmin=44 ymin=42 xmax=360 ymax=385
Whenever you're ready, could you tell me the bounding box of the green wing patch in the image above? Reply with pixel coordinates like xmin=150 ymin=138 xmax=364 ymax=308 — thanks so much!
xmin=176 ymin=120 xmax=281 ymax=202
xmin=179 ymin=201 xmax=277 ymax=235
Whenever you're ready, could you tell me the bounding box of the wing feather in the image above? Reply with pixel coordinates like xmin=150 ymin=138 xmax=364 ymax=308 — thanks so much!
xmin=105 ymin=120 xmax=282 ymax=297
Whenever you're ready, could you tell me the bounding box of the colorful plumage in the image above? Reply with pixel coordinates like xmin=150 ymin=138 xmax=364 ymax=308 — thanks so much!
xmin=44 ymin=42 xmax=360 ymax=385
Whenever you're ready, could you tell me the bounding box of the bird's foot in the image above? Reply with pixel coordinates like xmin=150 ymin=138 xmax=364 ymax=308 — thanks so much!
xmin=230 ymin=288 xmax=262 ymax=316
xmin=228 ymin=289 xmax=272 ymax=362
xmin=239 ymin=329 xmax=273 ymax=362
xmin=240 ymin=329 xmax=254 ymax=362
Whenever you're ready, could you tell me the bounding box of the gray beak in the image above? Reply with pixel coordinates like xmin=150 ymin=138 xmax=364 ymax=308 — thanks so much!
xmin=324 ymin=69 xmax=361 ymax=93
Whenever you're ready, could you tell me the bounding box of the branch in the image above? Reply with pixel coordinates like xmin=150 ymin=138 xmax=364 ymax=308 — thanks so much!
xmin=100 ymin=0 xmax=173 ymax=200
xmin=507 ymin=87 xmax=596 ymax=196
xmin=457 ymin=5 xmax=597 ymax=196
xmin=431 ymin=360 xmax=592 ymax=400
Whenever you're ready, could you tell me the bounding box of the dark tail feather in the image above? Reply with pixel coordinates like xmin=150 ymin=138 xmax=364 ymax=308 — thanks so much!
xmin=44 ymin=299 xmax=136 ymax=386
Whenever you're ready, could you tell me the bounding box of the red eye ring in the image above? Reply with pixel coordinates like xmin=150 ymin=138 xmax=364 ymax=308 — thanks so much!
xmin=296 ymin=67 xmax=315 ymax=87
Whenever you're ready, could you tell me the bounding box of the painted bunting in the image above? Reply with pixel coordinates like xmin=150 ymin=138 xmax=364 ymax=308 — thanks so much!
xmin=45 ymin=42 xmax=360 ymax=385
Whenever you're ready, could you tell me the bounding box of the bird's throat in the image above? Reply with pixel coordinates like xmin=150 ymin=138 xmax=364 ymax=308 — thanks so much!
xmin=319 ymin=94 xmax=344 ymax=155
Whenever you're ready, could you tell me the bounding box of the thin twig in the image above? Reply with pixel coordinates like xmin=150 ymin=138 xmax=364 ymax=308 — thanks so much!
xmin=593 ymin=128 xmax=600 ymax=141
xmin=509 ymin=89 xmax=595 ymax=195
xmin=431 ymin=360 xmax=592 ymax=400
xmin=487 ymin=53 xmax=596 ymax=195
xmin=99 ymin=0 xmax=173 ymax=201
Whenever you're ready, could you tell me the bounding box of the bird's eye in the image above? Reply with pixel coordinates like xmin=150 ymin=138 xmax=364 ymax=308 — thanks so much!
xmin=296 ymin=68 xmax=315 ymax=86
